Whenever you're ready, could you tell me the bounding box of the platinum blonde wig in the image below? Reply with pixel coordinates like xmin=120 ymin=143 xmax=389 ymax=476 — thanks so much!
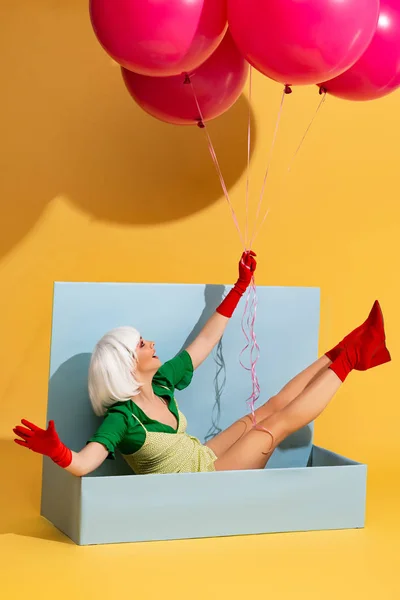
xmin=88 ymin=326 xmax=143 ymax=417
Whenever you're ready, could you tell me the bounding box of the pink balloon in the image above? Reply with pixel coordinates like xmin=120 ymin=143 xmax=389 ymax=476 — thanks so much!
xmin=227 ymin=0 xmax=380 ymax=86
xmin=319 ymin=0 xmax=400 ymax=101
xmin=122 ymin=31 xmax=248 ymax=126
xmin=89 ymin=0 xmax=228 ymax=77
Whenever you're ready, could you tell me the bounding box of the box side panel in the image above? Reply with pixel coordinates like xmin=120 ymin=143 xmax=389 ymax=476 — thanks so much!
xmin=40 ymin=458 xmax=82 ymax=544
xmin=80 ymin=465 xmax=366 ymax=545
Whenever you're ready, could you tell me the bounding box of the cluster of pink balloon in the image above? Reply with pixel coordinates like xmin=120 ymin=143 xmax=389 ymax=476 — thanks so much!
xmin=89 ymin=0 xmax=400 ymax=126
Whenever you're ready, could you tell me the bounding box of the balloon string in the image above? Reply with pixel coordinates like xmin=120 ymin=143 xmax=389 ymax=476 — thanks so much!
xmin=185 ymin=73 xmax=245 ymax=249
xmin=251 ymin=87 xmax=327 ymax=246
xmin=187 ymin=72 xmax=260 ymax=425
xmin=249 ymin=85 xmax=289 ymax=249
xmin=241 ymin=68 xmax=260 ymax=425
xmin=287 ymin=89 xmax=327 ymax=173
xmin=245 ymin=67 xmax=253 ymax=248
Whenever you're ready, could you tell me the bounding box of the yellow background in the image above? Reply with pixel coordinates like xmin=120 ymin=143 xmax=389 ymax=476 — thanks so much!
xmin=1 ymin=2 xmax=399 ymax=598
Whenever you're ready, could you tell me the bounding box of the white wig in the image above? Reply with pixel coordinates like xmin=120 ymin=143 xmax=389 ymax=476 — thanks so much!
xmin=88 ymin=326 xmax=143 ymax=417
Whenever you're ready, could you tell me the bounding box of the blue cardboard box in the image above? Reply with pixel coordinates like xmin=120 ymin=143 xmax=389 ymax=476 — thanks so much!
xmin=40 ymin=283 xmax=367 ymax=545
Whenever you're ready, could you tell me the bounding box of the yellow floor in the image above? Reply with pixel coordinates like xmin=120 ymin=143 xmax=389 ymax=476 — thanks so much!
xmin=1 ymin=439 xmax=399 ymax=599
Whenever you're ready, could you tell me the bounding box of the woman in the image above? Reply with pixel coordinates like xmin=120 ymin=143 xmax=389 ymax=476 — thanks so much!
xmin=13 ymin=251 xmax=391 ymax=475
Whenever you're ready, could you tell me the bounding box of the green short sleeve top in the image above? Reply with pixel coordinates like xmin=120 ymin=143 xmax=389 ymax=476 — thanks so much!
xmin=86 ymin=350 xmax=194 ymax=459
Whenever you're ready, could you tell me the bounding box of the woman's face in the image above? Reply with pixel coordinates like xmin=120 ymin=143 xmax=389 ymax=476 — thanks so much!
xmin=136 ymin=337 xmax=161 ymax=373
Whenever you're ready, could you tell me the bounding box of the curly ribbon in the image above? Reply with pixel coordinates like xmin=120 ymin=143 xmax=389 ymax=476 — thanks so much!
xmin=239 ymin=276 xmax=260 ymax=425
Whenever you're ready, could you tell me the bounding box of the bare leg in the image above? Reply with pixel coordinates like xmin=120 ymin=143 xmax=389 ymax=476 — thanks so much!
xmin=214 ymin=368 xmax=342 ymax=471
xmin=272 ymin=355 xmax=332 ymax=404
xmin=205 ymin=355 xmax=331 ymax=457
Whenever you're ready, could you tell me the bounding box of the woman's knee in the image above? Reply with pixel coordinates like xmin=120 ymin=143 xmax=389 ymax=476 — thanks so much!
xmin=259 ymin=409 xmax=291 ymax=448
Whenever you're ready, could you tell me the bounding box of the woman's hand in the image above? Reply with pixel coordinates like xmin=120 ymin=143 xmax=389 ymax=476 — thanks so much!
xmin=216 ymin=250 xmax=257 ymax=318
xmin=236 ymin=250 xmax=257 ymax=292
xmin=13 ymin=419 xmax=72 ymax=468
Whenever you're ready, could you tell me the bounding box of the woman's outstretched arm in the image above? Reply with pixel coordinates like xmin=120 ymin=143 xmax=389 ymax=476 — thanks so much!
xmin=13 ymin=419 xmax=108 ymax=476
xmin=185 ymin=250 xmax=256 ymax=369
xmin=65 ymin=442 xmax=109 ymax=476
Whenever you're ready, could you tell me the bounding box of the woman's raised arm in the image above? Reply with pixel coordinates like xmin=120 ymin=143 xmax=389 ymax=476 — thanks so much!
xmin=185 ymin=250 xmax=257 ymax=369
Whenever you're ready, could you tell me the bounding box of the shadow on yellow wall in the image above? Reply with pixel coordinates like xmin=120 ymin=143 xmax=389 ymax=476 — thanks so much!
xmin=0 ymin=2 xmax=256 ymax=260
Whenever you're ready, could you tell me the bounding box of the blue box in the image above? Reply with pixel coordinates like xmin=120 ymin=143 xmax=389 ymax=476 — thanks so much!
xmin=40 ymin=283 xmax=367 ymax=545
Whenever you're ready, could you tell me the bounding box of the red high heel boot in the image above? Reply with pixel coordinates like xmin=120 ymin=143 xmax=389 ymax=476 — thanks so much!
xmin=329 ymin=326 xmax=391 ymax=382
xmin=325 ymin=300 xmax=385 ymax=362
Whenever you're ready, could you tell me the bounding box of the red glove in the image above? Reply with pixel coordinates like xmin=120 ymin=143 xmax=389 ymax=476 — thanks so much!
xmin=216 ymin=250 xmax=257 ymax=318
xmin=13 ymin=419 xmax=72 ymax=468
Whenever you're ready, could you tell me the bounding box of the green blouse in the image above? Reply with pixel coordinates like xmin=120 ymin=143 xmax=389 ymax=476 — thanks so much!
xmin=87 ymin=350 xmax=194 ymax=459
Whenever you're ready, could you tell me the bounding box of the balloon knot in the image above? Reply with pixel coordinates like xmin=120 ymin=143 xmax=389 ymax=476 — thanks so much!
xmin=183 ymin=73 xmax=191 ymax=85
xmin=319 ymin=86 xmax=327 ymax=95
xmin=284 ymin=84 xmax=292 ymax=95
xmin=197 ymin=120 xmax=205 ymax=129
